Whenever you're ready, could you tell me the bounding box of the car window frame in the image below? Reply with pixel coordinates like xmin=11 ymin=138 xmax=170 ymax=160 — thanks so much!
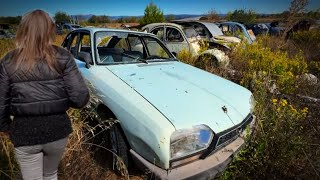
xmin=93 ymin=31 xmax=176 ymax=66
xmin=62 ymin=30 xmax=94 ymax=64
xmin=164 ymin=26 xmax=185 ymax=43
xmin=150 ymin=26 xmax=165 ymax=41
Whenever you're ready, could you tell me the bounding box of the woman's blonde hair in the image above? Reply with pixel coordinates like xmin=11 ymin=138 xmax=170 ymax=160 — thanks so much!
xmin=14 ymin=9 xmax=59 ymax=72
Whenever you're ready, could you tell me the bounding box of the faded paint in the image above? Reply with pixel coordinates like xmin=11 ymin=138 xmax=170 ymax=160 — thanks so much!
xmin=201 ymin=49 xmax=230 ymax=67
xmin=214 ymin=35 xmax=241 ymax=44
xmin=217 ymin=22 xmax=256 ymax=44
xmin=107 ymin=61 xmax=251 ymax=132
xmin=77 ymin=60 xmax=175 ymax=169
xmin=72 ymin=28 xmax=254 ymax=173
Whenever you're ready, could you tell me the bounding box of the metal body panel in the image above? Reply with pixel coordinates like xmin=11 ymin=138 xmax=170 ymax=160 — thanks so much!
xmin=77 ymin=60 xmax=175 ymax=168
xmin=106 ymin=61 xmax=252 ymax=132
xmin=217 ymin=22 xmax=256 ymax=44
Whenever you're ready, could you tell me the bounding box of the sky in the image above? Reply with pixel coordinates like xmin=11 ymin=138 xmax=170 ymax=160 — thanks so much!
xmin=0 ymin=0 xmax=319 ymax=17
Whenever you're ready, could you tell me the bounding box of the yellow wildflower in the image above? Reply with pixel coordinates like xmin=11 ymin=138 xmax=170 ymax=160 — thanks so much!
xmin=280 ymin=99 xmax=288 ymax=106
xmin=301 ymin=107 xmax=308 ymax=113
xmin=292 ymin=108 xmax=298 ymax=114
xmin=301 ymin=107 xmax=308 ymax=116
xmin=272 ymin=99 xmax=278 ymax=105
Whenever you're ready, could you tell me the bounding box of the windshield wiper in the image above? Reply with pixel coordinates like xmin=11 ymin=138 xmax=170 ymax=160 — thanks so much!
xmin=121 ymin=52 xmax=148 ymax=64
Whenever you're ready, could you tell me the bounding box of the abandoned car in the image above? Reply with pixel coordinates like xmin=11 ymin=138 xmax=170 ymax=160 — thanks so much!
xmin=0 ymin=29 xmax=15 ymax=39
xmin=62 ymin=27 xmax=255 ymax=179
xmin=216 ymin=21 xmax=256 ymax=44
xmin=173 ymin=20 xmax=242 ymax=47
xmin=142 ymin=23 xmax=230 ymax=66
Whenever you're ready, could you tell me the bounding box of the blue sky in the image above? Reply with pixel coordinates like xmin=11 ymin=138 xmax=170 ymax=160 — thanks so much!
xmin=0 ymin=0 xmax=319 ymax=16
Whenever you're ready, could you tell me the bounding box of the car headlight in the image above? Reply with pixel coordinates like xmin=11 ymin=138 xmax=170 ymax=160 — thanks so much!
xmin=250 ymin=95 xmax=255 ymax=114
xmin=170 ymin=125 xmax=214 ymax=161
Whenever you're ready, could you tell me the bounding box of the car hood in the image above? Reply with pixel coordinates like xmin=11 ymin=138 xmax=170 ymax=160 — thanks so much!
xmin=213 ymin=35 xmax=241 ymax=44
xmin=106 ymin=61 xmax=252 ymax=133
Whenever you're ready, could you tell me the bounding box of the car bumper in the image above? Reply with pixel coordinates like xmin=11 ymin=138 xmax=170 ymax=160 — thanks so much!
xmin=130 ymin=135 xmax=245 ymax=180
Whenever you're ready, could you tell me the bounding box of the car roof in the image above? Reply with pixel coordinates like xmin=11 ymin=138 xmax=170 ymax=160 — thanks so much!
xmin=76 ymin=27 xmax=157 ymax=36
xmin=142 ymin=23 xmax=183 ymax=30
xmin=77 ymin=27 xmax=154 ymax=36
xmin=174 ymin=21 xmax=223 ymax=36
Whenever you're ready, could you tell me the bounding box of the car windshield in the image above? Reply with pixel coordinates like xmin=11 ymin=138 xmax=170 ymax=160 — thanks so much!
xmin=95 ymin=31 xmax=173 ymax=65
xmin=71 ymin=25 xmax=81 ymax=28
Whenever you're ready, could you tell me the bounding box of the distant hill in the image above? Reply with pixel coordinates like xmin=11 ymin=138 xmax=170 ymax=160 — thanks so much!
xmin=70 ymin=14 xmax=211 ymax=21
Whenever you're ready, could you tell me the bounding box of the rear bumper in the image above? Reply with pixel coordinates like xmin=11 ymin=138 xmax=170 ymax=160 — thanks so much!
xmin=130 ymin=135 xmax=245 ymax=180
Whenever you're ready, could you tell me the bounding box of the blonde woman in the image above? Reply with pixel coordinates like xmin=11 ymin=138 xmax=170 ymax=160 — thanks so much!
xmin=0 ymin=9 xmax=89 ymax=180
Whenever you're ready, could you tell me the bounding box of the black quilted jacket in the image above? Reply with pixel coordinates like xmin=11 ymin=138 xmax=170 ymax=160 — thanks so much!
xmin=0 ymin=46 xmax=89 ymax=147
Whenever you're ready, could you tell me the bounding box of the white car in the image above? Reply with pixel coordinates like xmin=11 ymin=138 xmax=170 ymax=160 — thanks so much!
xmin=62 ymin=27 xmax=255 ymax=179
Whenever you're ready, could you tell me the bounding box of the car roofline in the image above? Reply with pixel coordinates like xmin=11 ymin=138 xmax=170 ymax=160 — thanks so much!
xmin=77 ymin=27 xmax=157 ymax=37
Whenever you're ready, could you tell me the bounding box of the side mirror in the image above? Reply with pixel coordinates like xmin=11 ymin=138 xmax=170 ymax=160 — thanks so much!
xmin=171 ymin=52 xmax=177 ymax=57
xmin=77 ymin=52 xmax=93 ymax=68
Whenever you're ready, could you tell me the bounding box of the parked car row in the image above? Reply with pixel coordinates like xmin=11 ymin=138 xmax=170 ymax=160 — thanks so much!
xmin=0 ymin=29 xmax=15 ymax=39
xmin=62 ymin=26 xmax=256 ymax=179
xmin=56 ymin=23 xmax=82 ymax=34
xmin=140 ymin=20 xmax=259 ymax=67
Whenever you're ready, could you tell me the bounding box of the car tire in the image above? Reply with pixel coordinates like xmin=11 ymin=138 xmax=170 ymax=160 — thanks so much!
xmin=110 ymin=124 xmax=132 ymax=176
xmin=91 ymin=108 xmax=132 ymax=176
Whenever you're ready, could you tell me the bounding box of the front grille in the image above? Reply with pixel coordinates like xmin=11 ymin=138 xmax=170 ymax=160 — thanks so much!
xmin=215 ymin=127 xmax=240 ymax=148
xmin=200 ymin=114 xmax=253 ymax=159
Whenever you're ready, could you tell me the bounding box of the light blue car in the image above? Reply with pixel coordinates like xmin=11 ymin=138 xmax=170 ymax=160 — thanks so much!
xmin=62 ymin=28 xmax=255 ymax=179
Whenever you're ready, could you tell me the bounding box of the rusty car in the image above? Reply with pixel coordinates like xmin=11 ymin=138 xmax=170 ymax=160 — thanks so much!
xmin=142 ymin=23 xmax=232 ymax=67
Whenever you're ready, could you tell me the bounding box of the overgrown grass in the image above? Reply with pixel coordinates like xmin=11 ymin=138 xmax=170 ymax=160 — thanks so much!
xmin=218 ymin=34 xmax=320 ymax=179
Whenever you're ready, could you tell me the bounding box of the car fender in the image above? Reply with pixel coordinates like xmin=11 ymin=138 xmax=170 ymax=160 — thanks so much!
xmin=78 ymin=63 xmax=176 ymax=169
xmin=198 ymin=49 xmax=230 ymax=67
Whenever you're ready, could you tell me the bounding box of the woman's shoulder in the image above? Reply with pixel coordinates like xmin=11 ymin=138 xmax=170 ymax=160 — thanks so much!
xmin=52 ymin=45 xmax=73 ymax=60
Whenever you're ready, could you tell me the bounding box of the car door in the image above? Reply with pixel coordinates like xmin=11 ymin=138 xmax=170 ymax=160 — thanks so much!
xmin=164 ymin=26 xmax=189 ymax=55
xmin=62 ymin=31 xmax=93 ymax=69
xmin=150 ymin=26 xmax=165 ymax=42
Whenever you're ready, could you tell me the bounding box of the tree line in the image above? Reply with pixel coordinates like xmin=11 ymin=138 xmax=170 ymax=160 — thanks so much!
xmin=1 ymin=1 xmax=319 ymax=26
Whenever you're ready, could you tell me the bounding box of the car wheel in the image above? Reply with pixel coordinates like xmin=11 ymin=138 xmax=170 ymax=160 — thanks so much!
xmin=110 ymin=124 xmax=132 ymax=176
xmin=85 ymin=109 xmax=131 ymax=174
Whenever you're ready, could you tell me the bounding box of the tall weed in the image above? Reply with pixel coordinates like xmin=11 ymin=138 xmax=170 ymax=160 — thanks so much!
xmin=220 ymin=35 xmax=320 ymax=179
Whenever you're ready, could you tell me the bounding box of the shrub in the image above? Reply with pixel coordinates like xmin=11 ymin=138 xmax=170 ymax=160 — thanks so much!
xmin=176 ymin=48 xmax=195 ymax=65
xmin=139 ymin=2 xmax=165 ymax=25
xmin=291 ymin=29 xmax=320 ymax=62
xmin=232 ymin=37 xmax=308 ymax=94
xmin=0 ymin=39 xmax=15 ymax=58
xmin=226 ymin=9 xmax=257 ymax=24
xmin=220 ymin=35 xmax=320 ymax=179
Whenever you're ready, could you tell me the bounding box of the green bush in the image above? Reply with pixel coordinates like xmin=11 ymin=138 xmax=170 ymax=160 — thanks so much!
xmin=226 ymin=9 xmax=257 ymax=24
xmin=220 ymin=35 xmax=319 ymax=179
xmin=292 ymin=29 xmax=320 ymax=62
xmin=232 ymin=37 xmax=308 ymax=94
xmin=139 ymin=2 xmax=164 ymax=25
xmin=177 ymin=48 xmax=195 ymax=65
